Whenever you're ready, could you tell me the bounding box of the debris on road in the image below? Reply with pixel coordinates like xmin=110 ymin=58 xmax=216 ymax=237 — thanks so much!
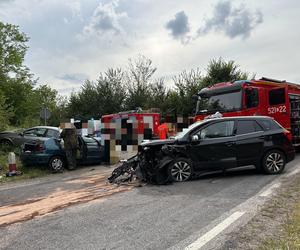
xmin=0 ymin=174 xmax=132 ymax=227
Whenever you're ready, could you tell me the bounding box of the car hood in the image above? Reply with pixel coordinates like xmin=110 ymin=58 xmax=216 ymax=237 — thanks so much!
xmin=0 ymin=131 xmax=18 ymax=136
xmin=141 ymin=139 xmax=176 ymax=147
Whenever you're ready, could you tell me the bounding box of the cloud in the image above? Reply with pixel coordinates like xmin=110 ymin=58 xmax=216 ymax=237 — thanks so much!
xmin=166 ymin=11 xmax=190 ymax=44
xmin=82 ymin=0 xmax=127 ymax=37
xmin=57 ymin=73 xmax=88 ymax=84
xmin=198 ymin=1 xmax=263 ymax=39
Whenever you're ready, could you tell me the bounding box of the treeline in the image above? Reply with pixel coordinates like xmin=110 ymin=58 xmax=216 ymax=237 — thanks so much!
xmin=0 ymin=21 xmax=250 ymax=131
xmin=68 ymin=55 xmax=250 ymax=119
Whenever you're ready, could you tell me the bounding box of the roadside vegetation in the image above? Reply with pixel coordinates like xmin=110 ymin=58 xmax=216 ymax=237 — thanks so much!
xmin=260 ymin=179 xmax=300 ymax=250
xmin=0 ymin=148 xmax=50 ymax=184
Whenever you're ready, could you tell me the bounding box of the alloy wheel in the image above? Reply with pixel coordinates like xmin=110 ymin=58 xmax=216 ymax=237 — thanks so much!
xmin=170 ymin=160 xmax=192 ymax=182
xmin=51 ymin=158 xmax=63 ymax=171
xmin=265 ymin=152 xmax=284 ymax=173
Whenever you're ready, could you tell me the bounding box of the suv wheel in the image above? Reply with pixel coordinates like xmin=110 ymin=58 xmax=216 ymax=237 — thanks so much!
xmin=49 ymin=156 xmax=64 ymax=173
xmin=168 ymin=158 xmax=192 ymax=182
xmin=262 ymin=150 xmax=286 ymax=174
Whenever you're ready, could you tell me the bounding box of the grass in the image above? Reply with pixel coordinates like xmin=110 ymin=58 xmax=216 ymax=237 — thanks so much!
xmin=0 ymin=148 xmax=50 ymax=184
xmin=260 ymin=181 xmax=300 ymax=250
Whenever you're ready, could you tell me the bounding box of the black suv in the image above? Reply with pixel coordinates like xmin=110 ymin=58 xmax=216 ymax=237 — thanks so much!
xmin=137 ymin=116 xmax=295 ymax=183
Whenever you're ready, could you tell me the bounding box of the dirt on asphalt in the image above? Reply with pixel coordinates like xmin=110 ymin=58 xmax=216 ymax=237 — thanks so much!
xmin=0 ymin=173 xmax=134 ymax=227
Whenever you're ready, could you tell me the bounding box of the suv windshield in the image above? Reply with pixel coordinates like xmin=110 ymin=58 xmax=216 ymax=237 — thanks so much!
xmin=174 ymin=121 xmax=205 ymax=140
xmin=197 ymin=90 xmax=242 ymax=113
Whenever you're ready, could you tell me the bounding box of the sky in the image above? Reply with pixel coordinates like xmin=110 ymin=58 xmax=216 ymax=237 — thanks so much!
xmin=0 ymin=0 xmax=299 ymax=95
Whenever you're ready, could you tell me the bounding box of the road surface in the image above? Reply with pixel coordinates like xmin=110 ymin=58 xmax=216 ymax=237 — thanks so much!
xmin=0 ymin=156 xmax=299 ymax=250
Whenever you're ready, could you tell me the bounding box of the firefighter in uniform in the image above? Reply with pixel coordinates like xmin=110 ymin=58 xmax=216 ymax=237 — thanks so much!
xmin=60 ymin=125 xmax=78 ymax=170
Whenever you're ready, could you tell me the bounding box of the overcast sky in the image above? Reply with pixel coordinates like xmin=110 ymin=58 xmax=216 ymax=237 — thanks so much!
xmin=0 ymin=0 xmax=299 ymax=95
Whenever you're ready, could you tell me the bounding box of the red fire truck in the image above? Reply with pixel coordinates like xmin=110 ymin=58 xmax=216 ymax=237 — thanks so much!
xmin=101 ymin=111 xmax=160 ymax=137
xmin=194 ymin=77 xmax=300 ymax=146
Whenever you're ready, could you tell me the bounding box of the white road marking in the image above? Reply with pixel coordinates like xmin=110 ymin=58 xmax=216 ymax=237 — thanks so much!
xmin=184 ymin=211 xmax=245 ymax=250
xmin=259 ymin=183 xmax=281 ymax=197
xmin=286 ymin=167 xmax=300 ymax=177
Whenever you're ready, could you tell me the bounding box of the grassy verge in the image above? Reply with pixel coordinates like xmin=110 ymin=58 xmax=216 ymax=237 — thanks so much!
xmin=0 ymin=149 xmax=50 ymax=184
xmin=260 ymin=178 xmax=300 ymax=249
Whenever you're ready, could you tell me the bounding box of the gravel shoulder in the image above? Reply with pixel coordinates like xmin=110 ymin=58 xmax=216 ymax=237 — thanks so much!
xmin=221 ymin=172 xmax=300 ymax=249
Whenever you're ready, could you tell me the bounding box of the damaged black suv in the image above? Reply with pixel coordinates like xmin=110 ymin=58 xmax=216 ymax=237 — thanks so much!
xmin=109 ymin=116 xmax=295 ymax=184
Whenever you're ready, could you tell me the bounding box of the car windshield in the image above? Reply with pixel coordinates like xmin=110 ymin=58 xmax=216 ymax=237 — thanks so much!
xmin=173 ymin=121 xmax=205 ymax=140
xmin=197 ymin=90 xmax=242 ymax=113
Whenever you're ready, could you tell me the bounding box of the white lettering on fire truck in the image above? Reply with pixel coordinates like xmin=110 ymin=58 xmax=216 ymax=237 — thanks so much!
xmin=268 ymin=105 xmax=286 ymax=114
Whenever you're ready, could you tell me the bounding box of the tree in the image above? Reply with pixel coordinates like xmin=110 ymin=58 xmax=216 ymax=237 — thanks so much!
xmin=148 ymin=78 xmax=170 ymax=113
xmin=67 ymin=68 xmax=126 ymax=119
xmin=172 ymin=68 xmax=203 ymax=116
xmin=0 ymin=21 xmax=37 ymax=126
xmin=0 ymin=22 xmax=30 ymax=83
xmin=125 ymin=55 xmax=156 ymax=110
xmin=0 ymin=90 xmax=13 ymax=131
xmin=202 ymin=57 xmax=250 ymax=87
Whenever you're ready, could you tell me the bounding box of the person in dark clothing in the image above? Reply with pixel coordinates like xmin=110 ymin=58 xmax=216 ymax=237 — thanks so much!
xmin=60 ymin=126 xmax=78 ymax=170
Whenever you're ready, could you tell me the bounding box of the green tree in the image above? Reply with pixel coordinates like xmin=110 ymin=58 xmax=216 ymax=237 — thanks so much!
xmin=202 ymin=57 xmax=250 ymax=87
xmin=0 ymin=90 xmax=13 ymax=131
xmin=0 ymin=21 xmax=36 ymax=126
xmin=125 ymin=55 xmax=156 ymax=110
xmin=67 ymin=68 xmax=126 ymax=119
xmin=172 ymin=68 xmax=203 ymax=116
xmin=148 ymin=78 xmax=170 ymax=112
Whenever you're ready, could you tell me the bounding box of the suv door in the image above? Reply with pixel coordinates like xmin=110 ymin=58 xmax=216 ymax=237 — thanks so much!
xmin=189 ymin=120 xmax=236 ymax=171
xmin=235 ymin=120 xmax=264 ymax=166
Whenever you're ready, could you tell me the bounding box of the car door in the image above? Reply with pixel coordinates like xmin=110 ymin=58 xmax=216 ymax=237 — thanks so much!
xmin=82 ymin=137 xmax=102 ymax=163
xmin=235 ymin=120 xmax=264 ymax=166
xmin=189 ymin=120 xmax=236 ymax=171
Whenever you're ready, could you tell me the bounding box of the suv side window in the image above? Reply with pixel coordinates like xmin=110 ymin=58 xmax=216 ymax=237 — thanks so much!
xmin=198 ymin=121 xmax=234 ymax=139
xmin=269 ymin=88 xmax=285 ymax=105
xmin=259 ymin=119 xmax=282 ymax=131
xmin=236 ymin=120 xmax=263 ymax=135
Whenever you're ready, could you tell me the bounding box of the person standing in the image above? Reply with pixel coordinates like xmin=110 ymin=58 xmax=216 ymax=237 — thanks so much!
xmin=158 ymin=118 xmax=169 ymax=140
xmin=60 ymin=125 xmax=78 ymax=170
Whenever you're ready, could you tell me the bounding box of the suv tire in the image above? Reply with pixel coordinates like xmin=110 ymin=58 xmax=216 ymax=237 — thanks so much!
xmin=262 ymin=149 xmax=286 ymax=174
xmin=168 ymin=158 xmax=193 ymax=182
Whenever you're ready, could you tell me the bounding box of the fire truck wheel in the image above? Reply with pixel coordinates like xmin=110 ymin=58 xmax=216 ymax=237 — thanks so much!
xmin=48 ymin=156 xmax=65 ymax=173
xmin=262 ymin=150 xmax=286 ymax=175
xmin=168 ymin=158 xmax=193 ymax=182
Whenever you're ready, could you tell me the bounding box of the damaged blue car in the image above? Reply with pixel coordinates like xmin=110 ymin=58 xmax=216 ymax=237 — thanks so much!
xmin=20 ymin=136 xmax=103 ymax=172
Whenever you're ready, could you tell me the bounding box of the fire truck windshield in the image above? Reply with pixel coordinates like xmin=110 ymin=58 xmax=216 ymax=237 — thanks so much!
xmin=197 ymin=90 xmax=242 ymax=113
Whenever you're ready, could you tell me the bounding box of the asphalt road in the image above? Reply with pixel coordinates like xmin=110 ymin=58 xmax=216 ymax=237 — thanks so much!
xmin=0 ymin=156 xmax=300 ymax=250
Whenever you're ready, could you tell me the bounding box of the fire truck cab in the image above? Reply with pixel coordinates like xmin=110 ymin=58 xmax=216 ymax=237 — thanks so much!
xmin=195 ymin=77 xmax=300 ymax=146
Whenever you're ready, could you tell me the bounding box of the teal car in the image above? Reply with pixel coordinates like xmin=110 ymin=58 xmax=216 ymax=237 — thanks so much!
xmin=20 ymin=136 xmax=103 ymax=172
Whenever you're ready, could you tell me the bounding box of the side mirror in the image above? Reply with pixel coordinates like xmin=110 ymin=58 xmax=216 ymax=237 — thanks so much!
xmin=191 ymin=134 xmax=200 ymax=142
xmin=19 ymin=132 xmax=24 ymax=136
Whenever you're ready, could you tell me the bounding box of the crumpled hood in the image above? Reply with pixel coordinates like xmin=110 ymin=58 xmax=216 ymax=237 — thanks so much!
xmin=141 ymin=139 xmax=176 ymax=147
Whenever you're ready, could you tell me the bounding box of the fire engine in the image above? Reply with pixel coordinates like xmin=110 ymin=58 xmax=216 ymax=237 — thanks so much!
xmin=194 ymin=77 xmax=300 ymax=146
xmin=101 ymin=110 xmax=160 ymax=137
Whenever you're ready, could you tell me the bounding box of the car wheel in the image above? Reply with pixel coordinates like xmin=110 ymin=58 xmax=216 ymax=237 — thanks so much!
xmin=262 ymin=150 xmax=286 ymax=174
xmin=49 ymin=156 xmax=64 ymax=173
xmin=168 ymin=158 xmax=193 ymax=182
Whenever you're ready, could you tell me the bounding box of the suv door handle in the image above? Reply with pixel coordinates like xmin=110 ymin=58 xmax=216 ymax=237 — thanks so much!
xmin=225 ymin=142 xmax=235 ymax=147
